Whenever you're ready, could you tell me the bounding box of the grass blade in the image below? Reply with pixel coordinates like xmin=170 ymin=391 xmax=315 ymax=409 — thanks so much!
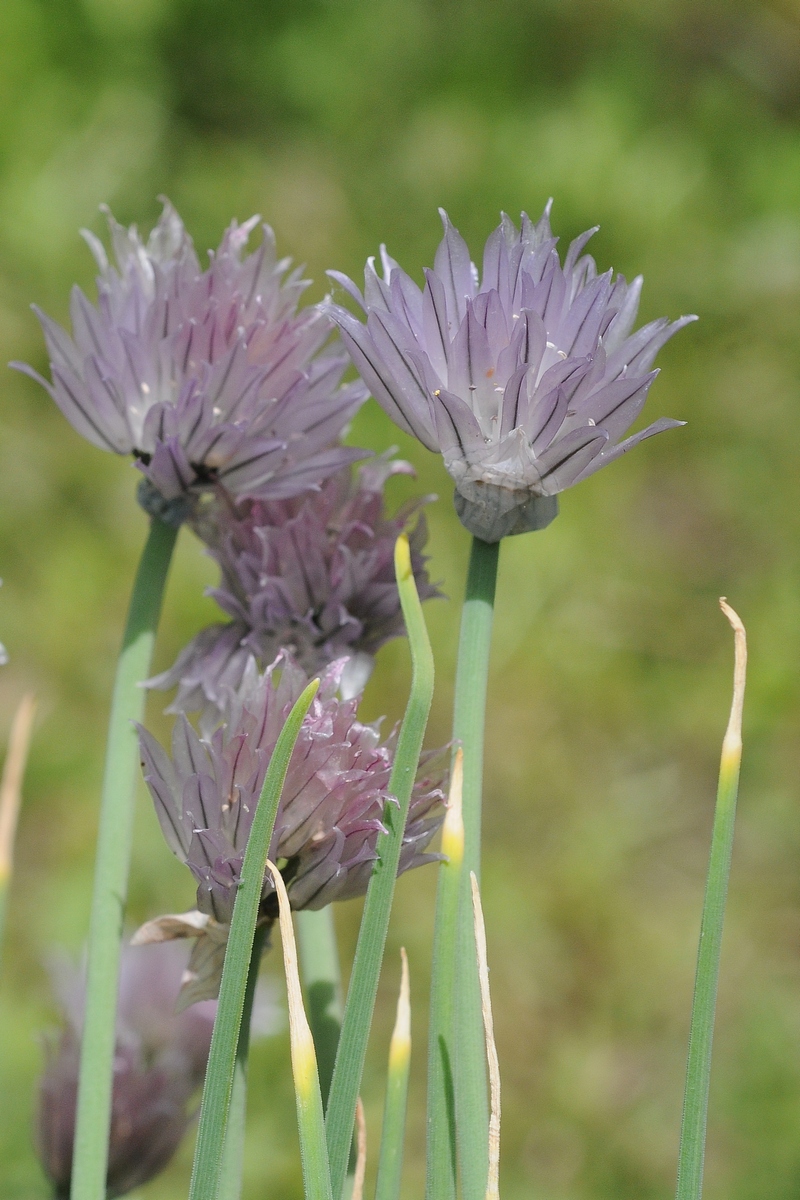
xmin=325 ymin=535 xmax=435 ymax=1200
xmin=71 ymin=516 xmax=178 ymax=1200
xmin=375 ymin=948 xmax=411 ymax=1200
xmin=470 ymin=872 xmax=500 ymax=1200
xmin=269 ymin=858 xmax=333 ymax=1200
xmin=0 ymin=693 xmax=36 ymax=963
xmin=675 ymin=598 xmax=747 ymax=1200
xmin=189 ymin=678 xmax=320 ymax=1200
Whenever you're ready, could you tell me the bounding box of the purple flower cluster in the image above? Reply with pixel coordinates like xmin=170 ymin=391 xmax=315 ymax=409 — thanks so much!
xmin=14 ymin=201 xmax=366 ymax=511
xmin=150 ymin=455 xmax=439 ymax=720
xmin=137 ymin=655 xmax=444 ymax=1003
xmin=329 ymin=205 xmax=695 ymax=541
xmin=37 ymin=941 xmax=215 ymax=1198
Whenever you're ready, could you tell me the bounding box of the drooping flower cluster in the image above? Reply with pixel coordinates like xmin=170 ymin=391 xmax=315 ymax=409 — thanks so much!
xmin=14 ymin=201 xmax=366 ymax=513
xmin=149 ymin=455 xmax=439 ymax=719
xmin=37 ymin=941 xmax=216 ymax=1199
xmin=329 ymin=205 xmax=695 ymax=541
xmin=136 ymin=655 xmax=444 ymax=1004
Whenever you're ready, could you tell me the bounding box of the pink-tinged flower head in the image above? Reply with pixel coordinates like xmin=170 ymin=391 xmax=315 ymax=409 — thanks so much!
xmin=14 ymin=200 xmax=367 ymax=511
xmin=149 ymin=455 xmax=440 ymax=718
xmin=37 ymin=941 xmax=216 ymax=1199
xmin=329 ymin=205 xmax=695 ymax=542
xmin=137 ymin=655 xmax=444 ymax=1002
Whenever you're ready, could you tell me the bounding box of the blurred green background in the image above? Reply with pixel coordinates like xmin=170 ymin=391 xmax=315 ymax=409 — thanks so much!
xmin=1 ymin=0 xmax=800 ymax=1196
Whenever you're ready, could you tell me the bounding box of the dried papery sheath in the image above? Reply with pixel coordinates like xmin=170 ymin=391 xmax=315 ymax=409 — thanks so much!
xmin=149 ymin=455 xmax=440 ymax=716
xmin=37 ymin=941 xmax=216 ymax=1199
xmin=13 ymin=200 xmax=367 ymax=507
xmin=329 ymin=206 xmax=695 ymax=541
xmin=137 ymin=654 xmax=444 ymax=1004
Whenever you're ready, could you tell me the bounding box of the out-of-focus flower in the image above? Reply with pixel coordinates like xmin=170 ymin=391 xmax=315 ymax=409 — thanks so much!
xmin=329 ymin=205 xmax=695 ymax=542
xmin=136 ymin=655 xmax=444 ymax=1005
xmin=149 ymin=455 xmax=440 ymax=717
xmin=13 ymin=201 xmax=366 ymax=512
xmin=37 ymin=941 xmax=216 ymax=1199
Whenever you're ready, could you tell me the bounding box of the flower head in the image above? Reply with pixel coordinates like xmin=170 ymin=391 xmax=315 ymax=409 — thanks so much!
xmin=137 ymin=655 xmax=444 ymax=1003
xmin=329 ymin=205 xmax=695 ymax=542
xmin=37 ymin=941 xmax=216 ymax=1199
xmin=14 ymin=200 xmax=366 ymax=511
xmin=149 ymin=455 xmax=440 ymax=717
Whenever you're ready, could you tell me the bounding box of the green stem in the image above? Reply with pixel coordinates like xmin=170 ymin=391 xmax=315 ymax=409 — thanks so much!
xmin=675 ymin=605 xmax=746 ymax=1200
xmin=189 ymin=680 xmax=319 ymax=1200
xmin=70 ymin=516 xmax=178 ymax=1200
xmin=325 ymin=537 xmax=435 ymax=1200
xmin=440 ymin=536 xmax=498 ymax=1200
xmin=217 ymin=922 xmax=269 ymax=1200
xmin=295 ymin=908 xmax=343 ymax=1111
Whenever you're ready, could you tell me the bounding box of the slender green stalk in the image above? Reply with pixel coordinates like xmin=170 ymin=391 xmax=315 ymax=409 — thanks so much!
xmin=425 ymin=750 xmax=463 ymax=1200
xmin=217 ymin=922 xmax=269 ymax=1200
xmin=375 ymin=948 xmax=412 ymax=1200
xmin=270 ymin=859 xmax=333 ymax=1200
xmin=432 ymin=535 xmax=498 ymax=1200
xmin=325 ymin=535 xmax=435 ymax=1200
xmin=189 ymin=679 xmax=320 ymax=1200
xmin=675 ymin=600 xmax=747 ymax=1200
xmin=296 ymin=907 xmax=344 ymax=1109
xmin=0 ymin=693 xmax=36 ymax=967
xmin=71 ymin=516 xmax=178 ymax=1200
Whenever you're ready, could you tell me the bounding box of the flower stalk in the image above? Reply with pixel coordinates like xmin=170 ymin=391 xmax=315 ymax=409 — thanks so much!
xmin=675 ymin=599 xmax=747 ymax=1200
xmin=71 ymin=515 xmax=178 ymax=1200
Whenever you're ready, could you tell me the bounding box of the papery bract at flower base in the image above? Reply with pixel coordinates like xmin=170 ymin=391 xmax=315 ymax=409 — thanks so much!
xmin=137 ymin=655 xmax=444 ymax=1004
xmin=328 ymin=205 xmax=696 ymax=542
xmin=148 ymin=455 xmax=440 ymax=719
xmin=36 ymin=941 xmax=216 ymax=1199
xmin=13 ymin=200 xmax=367 ymax=510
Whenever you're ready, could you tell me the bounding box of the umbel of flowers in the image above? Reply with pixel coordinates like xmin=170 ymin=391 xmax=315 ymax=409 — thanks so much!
xmin=13 ymin=200 xmax=367 ymax=515
xmin=329 ymin=204 xmax=695 ymax=540
xmin=136 ymin=654 xmax=444 ymax=1006
xmin=17 ymin=198 xmax=719 ymax=1200
xmin=149 ymin=454 xmax=439 ymax=719
xmin=37 ymin=941 xmax=216 ymax=1199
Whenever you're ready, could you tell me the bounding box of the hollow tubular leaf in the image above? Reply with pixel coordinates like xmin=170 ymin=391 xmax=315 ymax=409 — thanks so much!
xmin=325 ymin=535 xmax=435 ymax=1200
xmin=189 ymin=679 xmax=319 ymax=1200
xmin=675 ymin=599 xmax=747 ymax=1200
xmin=375 ymin=948 xmax=412 ymax=1200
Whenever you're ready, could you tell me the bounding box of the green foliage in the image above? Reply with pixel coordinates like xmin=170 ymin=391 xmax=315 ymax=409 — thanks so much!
xmin=2 ymin=2 xmax=800 ymax=1197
